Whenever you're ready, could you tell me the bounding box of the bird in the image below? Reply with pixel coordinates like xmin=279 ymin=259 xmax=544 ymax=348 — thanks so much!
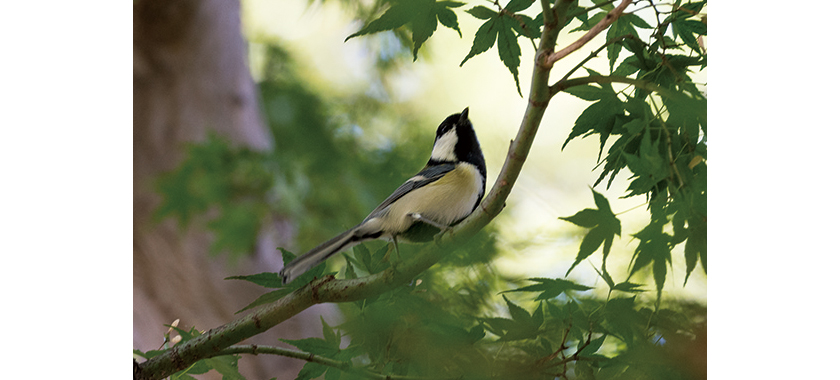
xmin=279 ymin=108 xmax=487 ymax=284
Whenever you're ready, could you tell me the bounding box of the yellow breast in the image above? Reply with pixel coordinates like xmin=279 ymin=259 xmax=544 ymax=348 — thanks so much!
xmin=380 ymin=162 xmax=483 ymax=235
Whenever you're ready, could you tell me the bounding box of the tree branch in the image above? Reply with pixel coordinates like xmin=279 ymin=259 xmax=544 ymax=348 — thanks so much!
xmin=209 ymin=345 xmax=463 ymax=380
xmin=135 ymin=238 xmax=479 ymax=380
xmin=558 ymin=34 xmax=640 ymax=83
xmin=542 ymin=0 xmax=634 ymax=68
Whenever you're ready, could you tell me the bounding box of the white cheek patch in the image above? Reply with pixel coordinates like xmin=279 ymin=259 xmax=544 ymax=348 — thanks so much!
xmin=430 ymin=129 xmax=458 ymax=162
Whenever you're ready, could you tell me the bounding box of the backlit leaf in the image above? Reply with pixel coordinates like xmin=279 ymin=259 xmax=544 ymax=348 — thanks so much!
xmin=466 ymin=5 xmax=497 ymax=20
xmin=562 ymin=189 xmax=621 ymax=275
xmin=504 ymin=0 xmax=535 ymax=13
xmin=346 ymin=1 xmax=415 ymax=41
xmin=497 ymin=17 xmax=523 ymax=95
xmin=502 ymin=278 xmax=593 ymax=300
xmin=560 ymin=208 xmax=600 ymax=228
xmin=346 ymin=0 xmax=465 ymax=59
xmin=461 ymin=17 xmax=498 ymax=65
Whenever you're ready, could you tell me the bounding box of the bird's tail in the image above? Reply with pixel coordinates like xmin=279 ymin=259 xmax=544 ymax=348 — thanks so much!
xmin=279 ymin=226 xmax=366 ymax=284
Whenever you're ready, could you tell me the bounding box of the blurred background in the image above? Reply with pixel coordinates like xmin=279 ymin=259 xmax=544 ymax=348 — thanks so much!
xmin=133 ymin=0 xmax=706 ymax=378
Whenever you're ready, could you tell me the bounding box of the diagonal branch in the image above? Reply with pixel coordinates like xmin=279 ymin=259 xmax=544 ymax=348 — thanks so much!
xmin=542 ymin=0 xmax=634 ymax=68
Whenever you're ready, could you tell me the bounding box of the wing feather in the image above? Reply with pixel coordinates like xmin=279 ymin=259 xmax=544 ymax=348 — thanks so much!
xmin=364 ymin=164 xmax=456 ymax=221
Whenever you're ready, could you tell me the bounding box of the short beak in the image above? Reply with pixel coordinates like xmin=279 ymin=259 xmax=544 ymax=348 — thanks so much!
xmin=460 ymin=107 xmax=469 ymax=123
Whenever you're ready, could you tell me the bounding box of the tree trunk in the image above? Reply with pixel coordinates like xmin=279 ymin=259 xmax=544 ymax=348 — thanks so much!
xmin=133 ymin=1 xmax=332 ymax=378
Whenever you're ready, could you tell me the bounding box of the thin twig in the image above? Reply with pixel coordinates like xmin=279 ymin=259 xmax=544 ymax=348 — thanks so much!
xmin=212 ymin=345 xmax=459 ymax=380
xmin=559 ymin=33 xmax=639 ymax=83
xmin=567 ymin=0 xmax=622 ymax=20
xmin=542 ymin=0 xmax=634 ymax=68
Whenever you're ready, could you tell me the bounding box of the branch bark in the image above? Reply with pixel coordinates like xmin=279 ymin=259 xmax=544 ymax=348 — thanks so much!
xmin=542 ymin=0 xmax=634 ymax=68
xmin=213 ymin=345 xmax=462 ymax=380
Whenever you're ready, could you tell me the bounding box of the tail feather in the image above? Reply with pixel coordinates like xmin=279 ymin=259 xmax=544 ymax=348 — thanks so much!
xmin=280 ymin=226 xmax=364 ymax=284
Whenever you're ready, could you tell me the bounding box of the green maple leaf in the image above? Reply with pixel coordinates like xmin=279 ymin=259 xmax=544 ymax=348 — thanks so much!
xmin=346 ymin=0 xmax=464 ymax=60
xmin=460 ymin=15 xmax=522 ymax=95
xmin=225 ymin=271 xmax=285 ymax=288
xmin=605 ymin=15 xmax=640 ymax=71
xmin=461 ymin=0 xmax=540 ymax=95
xmin=561 ymin=79 xmax=624 ymax=157
xmin=560 ymin=189 xmax=622 ymax=276
xmin=502 ymin=277 xmax=593 ymax=300
xmin=279 ymin=319 xmax=342 ymax=380
xmin=629 ymin=219 xmax=672 ymax=298
xmin=492 ymin=296 xmax=543 ymax=341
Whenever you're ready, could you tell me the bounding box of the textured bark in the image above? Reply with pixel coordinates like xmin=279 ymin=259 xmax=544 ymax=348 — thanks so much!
xmin=133 ymin=0 xmax=334 ymax=378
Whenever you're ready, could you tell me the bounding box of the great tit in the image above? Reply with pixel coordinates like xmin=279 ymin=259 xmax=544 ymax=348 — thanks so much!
xmin=279 ymin=108 xmax=486 ymax=284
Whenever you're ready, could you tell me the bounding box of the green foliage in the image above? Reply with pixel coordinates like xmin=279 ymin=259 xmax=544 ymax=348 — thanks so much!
xmin=459 ymin=0 xmax=541 ymax=95
xmin=223 ymin=273 xmax=705 ymax=380
xmin=560 ymin=189 xmax=622 ymax=277
xmin=279 ymin=318 xmax=364 ymax=380
xmin=502 ymin=277 xmax=593 ymax=300
xmin=345 ymin=0 xmax=544 ymax=95
xmin=154 ymin=134 xmax=274 ymax=258
xmin=346 ymin=0 xmax=465 ymax=60
xmin=152 ymin=43 xmax=452 ymax=260
xmin=556 ymin=1 xmax=707 ymax=302
xmin=140 ymin=1 xmax=706 ymax=379
xmin=226 ymin=249 xmax=330 ymax=313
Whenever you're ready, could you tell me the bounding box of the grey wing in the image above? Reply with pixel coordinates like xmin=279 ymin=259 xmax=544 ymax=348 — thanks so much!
xmin=363 ymin=164 xmax=457 ymax=221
